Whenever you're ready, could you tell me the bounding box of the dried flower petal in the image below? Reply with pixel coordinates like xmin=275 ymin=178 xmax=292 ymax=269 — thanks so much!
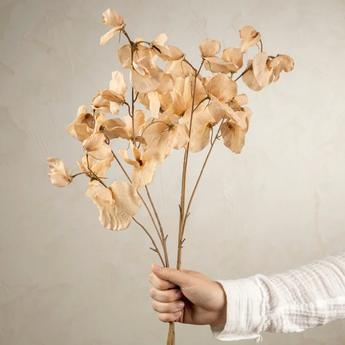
xmin=130 ymin=56 xmax=164 ymax=93
xmin=206 ymin=74 xmax=237 ymax=102
xmin=47 ymin=157 xmax=72 ymax=187
xmin=182 ymin=104 xmax=216 ymax=153
xmin=239 ymin=25 xmax=262 ymax=53
xmin=252 ymin=52 xmax=273 ymax=87
xmin=199 ymin=39 xmax=221 ymax=57
xmin=66 ymin=105 xmax=94 ymax=142
xmin=85 ymin=181 xmax=140 ymax=231
xmin=83 ymin=132 xmax=113 ymax=160
xmin=100 ymin=9 xmax=126 ymax=46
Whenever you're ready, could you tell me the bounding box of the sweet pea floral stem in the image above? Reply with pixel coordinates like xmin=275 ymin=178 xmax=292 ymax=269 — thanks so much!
xmin=177 ymin=58 xmax=204 ymax=270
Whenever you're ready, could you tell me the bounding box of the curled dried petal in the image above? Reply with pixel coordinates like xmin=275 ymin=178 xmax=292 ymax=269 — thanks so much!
xmin=47 ymin=157 xmax=72 ymax=187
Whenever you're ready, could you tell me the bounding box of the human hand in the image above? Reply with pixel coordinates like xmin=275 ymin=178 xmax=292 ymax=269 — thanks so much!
xmin=148 ymin=263 xmax=227 ymax=325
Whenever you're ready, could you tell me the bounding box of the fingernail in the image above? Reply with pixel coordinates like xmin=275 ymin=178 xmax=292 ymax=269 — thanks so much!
xmin=173 ymin=311 xmax=181 ymax=317
xmin=153 ymin=263 xmax=161 ymax=271
xmin=176 ymin=301 xmax=184 ymax=308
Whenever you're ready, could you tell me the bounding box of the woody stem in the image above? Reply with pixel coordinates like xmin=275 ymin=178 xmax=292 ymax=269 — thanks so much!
xmin=177 ymin=58 xmax=204 ymax=271
xmin=133 ymin=217 xmax=165 ymax=266
xmin=181 ymin=118 xmax=225 ymax=236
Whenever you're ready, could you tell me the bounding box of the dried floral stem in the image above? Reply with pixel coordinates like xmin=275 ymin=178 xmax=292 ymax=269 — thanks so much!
xmin=145 ymin=186 xmax=169 ymax=267
xmin=194 ymin=96 xmax=209 ymax=112
xmin=124 ymin=101 xmax=131 ymax=116
xmin=121 ymin=26 xmax=174 ymax=345
xmin=177 ymin=58 xmax=204 ymax=270
xmin=133 ymin=217 xmax=165 ymax=266
xmin=183 ymin=58 xmax=197 ymax=72
xmin=71 ymin=172 xmax=89 ymax=178
xmin=234 ymin=66 xmax=252 ymax=82
xmin=86 ymin=154 xmax=108 ymax=188
xmin=181 ymin=118 xmax=225 ymax=236
xmin=260 ymin=39 xmax=263 ymax=52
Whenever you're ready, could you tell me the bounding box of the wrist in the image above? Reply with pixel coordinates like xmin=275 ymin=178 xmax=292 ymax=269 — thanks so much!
xmin=211 ymin=282 xmax=227 ymax=325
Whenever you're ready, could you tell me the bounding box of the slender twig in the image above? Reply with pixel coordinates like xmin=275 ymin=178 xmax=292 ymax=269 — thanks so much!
xmin=134 ymin=91 xmax=139 ymax=103
xmin=133 ymin=217 xmax=165 ymax=266
xmin=181 ymin=118 xmax=225 ymax=236
xmin=193 ymin=96 xmax=209 ymax=112
xmin=260 ymin=39 xmax=263 ymax=52
xmin=71 ymin=172 xmax=89 ymax=178
xmin=183 ymin=58 xmax=197 ymax=72
xmin=145 ymin=186 xmax=169 ymax=267
xmin=86 ymin=154 xmax=108 ymax=188
xmin=234 ymin=66 xmax=252 ymax=82
xmin=124 ymin=102 xmax=132 ymax=116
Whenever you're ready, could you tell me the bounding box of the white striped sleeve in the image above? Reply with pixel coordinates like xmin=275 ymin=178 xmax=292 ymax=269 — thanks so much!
xmin=210 ymin=251 xmax=345 ymax=342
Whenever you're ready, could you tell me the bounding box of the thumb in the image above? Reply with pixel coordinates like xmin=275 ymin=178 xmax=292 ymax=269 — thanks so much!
xmin=151 ymin=263 xmax=192 ymax=288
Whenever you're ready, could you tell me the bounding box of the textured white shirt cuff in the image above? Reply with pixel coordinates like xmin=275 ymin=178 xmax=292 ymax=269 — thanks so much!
xmin=210 ymin=275 xmax=267 ymax=342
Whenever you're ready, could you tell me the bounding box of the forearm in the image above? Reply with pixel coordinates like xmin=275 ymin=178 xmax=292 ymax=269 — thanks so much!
xmin=210 ymin=251 xmax=345 ymax=342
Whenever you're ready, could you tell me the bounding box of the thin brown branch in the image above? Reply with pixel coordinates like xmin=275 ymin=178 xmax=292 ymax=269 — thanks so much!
xmin=177 ymin=58 xmax=204 ymax=270
xmin=145 ymin=186 xmax=169 ymax=267
xmin=234 ymin=66 xmax=252 ymax=82
xmin=124 ymin=101 xmax=132 ymax=116
xmin=181 ymin=118 xmax=225 ymax=236
xmin=86 ymin=153 xmax=108 ymax=188
xmin=183 ymin=58 xmax=197 ymax=72
xmin=193 ymin=96 xmax=209 ymax=112
xmin=133 ymin=217 xmax=165 ymax=266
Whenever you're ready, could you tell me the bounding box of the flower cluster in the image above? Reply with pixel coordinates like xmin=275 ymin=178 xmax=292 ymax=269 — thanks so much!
xmin=47 ymin=9 xmax=294 ymax=232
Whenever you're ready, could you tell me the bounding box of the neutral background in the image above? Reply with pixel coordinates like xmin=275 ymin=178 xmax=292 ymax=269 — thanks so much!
xmin=1 ymin=0 xmax=345 ymax=344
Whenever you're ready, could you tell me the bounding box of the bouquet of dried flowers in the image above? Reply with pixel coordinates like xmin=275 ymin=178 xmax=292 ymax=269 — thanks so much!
xmin=47 ymin=8 xmax=294 ymax=344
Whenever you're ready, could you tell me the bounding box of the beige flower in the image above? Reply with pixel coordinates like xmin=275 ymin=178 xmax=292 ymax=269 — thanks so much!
xmin=268 ymin=54 xmax=294 ymax=82
xmin=92 ymin=71 xmax=127 ymax=115
xmin=136 ymin=74 xmax=174 ymax=118
xmin=77 ymin=154 xmax=113 ymax=185
xmin=100 ymin=9 xmax=126 ymax=46
xmin=200 ymin=39 xmax=243 ymax=74
xmin=47 ymin=157 xmax=73 ymax=187
xmin=100 ymin=71 xmax=127 ymax=114
xmin=118 ymin=143 xmax=164 ymax=189
xmin=85 ymin=181 xmax=141 ymax=231
xmin=239 ymin=26 xmax=261 ymax=53
xmin=220 ymin=108 xmax=252 ymax=154
xmin=118 ymin=34 xmax=167 ymax=69
xmin=182 ymin=104 xmax=216 ymax=153
xmin=141 ymin=113 xmax=189 ymax=157
xmin=205 ymin=74 xmax=240 ymax=123
xmin=130 ymin=56 xmax=164 ymax=94
xmin=91 ymin=92 xmax=111 ymax=113
xmin=101 ymin=110 xmax=146 ymax=141
xmin=83 ymin=132 xmax=113 ymax=160
xmin=159 ymin=76 xmax=206 ymax=117
xmin=66 ymin=105 xmax=94 ymax=142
